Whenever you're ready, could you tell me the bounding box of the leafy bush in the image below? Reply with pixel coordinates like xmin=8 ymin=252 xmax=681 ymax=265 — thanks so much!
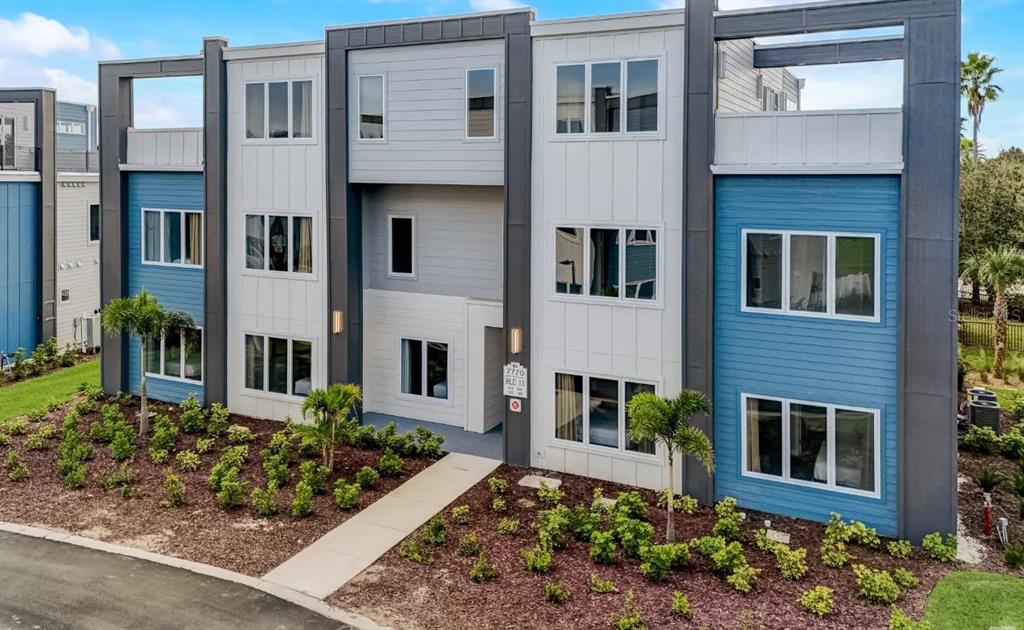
xmin=820 ymin=539 xmax=850 ymax=568
xmin=450 ymin=504 xmax=470 ymax=525
xmin=614 ymin=491 xmax=647 ymax=519
xmin=299 ymin=460 xmax=329 ymax=495
xmin=589 ymin=573 xmax=617 ymax=593
xmin=824 ymin=512 xmax=851 ymax=544
xmin=57 ymin=421 xmax=93 ymax=488
xmin=799 ymin=586 xmax=834 ymax=618
xmin=424 ymin=516 xmax=448 ymax=545
xmin=487 ymin=476 xmax=508 ymax=494
xmin=893 ymin=568 xmax=919 ymax=589
xmin=775 ymin=545 xmax=809 ymax=580
xmin=888 ymin=606 xmax=931 ymax=630
xmin=497 ymin=517 xmax=519 ymax=534
xmin=571 ymin=504 xmax=606 ymax=541
xmin=671 ymin=591 xmax=691 ymax=616
xmin=538 ymin=504 xmax=573 ymax=551
xmin=469 ymin=551 xmax=499 ymax=582
xmin=250 ymin=483 xmax=279 ymax=516
xmin=149 ymin=448 xmax=169 ymax=464
xmin=194 ymin=436 xmax=216 ymax=454
xmin=206 ymin=403 xmax=230 ymax=437
xmin=226 ymin=424 xmax=254 ymax=445
xmin=544 ymin=582 xmax=570 ymax=604
xmin=960 ymin=425 xmax=1000 ymax=453
xmin=412 ymin=425 xmax=445 ymax=459
xmin=216 ymin=468 xmax=248 ymax=509
xmin=99 ymin=462 xmax=135 ymax=492
xmin=63 ymin=464 xmax=87 ymax=489
xmin=921 ymin=532 xmax=958 ymax=563
xmin=399 ymin=537 xmax=434 ymax=565
xmin=5 ymin=451 xmax=28 ymax=482
xmin=162 ymin=472 xmax=185 ymax=507
xmin=209 ymin=446 xmax=248 ymax=491
xmin=333 ymin=478 xmax=360 ymax=510
xmin=262 ymin=452 xmax=289 ymax=488
xmin=297 ymin=435 xmax=318 ymax=458
xmin=852 ymin=564 xmax=901 ymax=604
xmin=639 ymin=544 xmax=685 ymax=582
xmin=90 ymin=404 xmax=125 ymax=443
xmin=458 ymin=531 xmax=480 ymax=557
xmin=25 ymin=425 xmax=56 ymax=450
xmin=887 ymin=539 xmax=913 ymax=560
xmin=178 ymin=394 xmax=206 ymax=433
xmin=149 ymin=414 xmax=178 ymax=453
xmin=725 ymin=564 xmax=761 ymax=594
xmin=612 ymin=514 xmax=655 ymax=559
xmin=848 ymin=521 xmax=881 ymax=548
xmin=290 ymin=480 xmax=314 ymax=517
xmin=378 ymin=449 xmax=404 ymax=477
xmin=1003 ymin=542 xmax=1024 ymax=568
xmin=537 ymin=482 xmax=564 ymax=507
xmin=612 ymin=591 xmax=646 ymax=630
xmin=522 ymin=545 xmax=553 ymax=572
xmin=712 ymin=497 xmax=743 ymax=540
xmin=491 ymin=497 xmax=507 ymax=513
xmin=354 ymin=466 xmax=380 ymax=489
xmin=109 ymin=425 xmax=136 ymax=461
xmin=1000 ymin=429 xmax=1024 ymax=459
xmin=589 ymin=530 xmax=618 ymax=564
xmin=350 ymin=424 xmax=377 ymax=449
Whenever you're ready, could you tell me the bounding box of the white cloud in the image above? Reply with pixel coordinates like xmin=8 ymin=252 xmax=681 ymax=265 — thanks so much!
xmin=791 ymin=60 xmax=903 ymax=110
xmin=0 ymin=57 xmax=97 ymax=104
xmin=131 ymin=77 xmax=204 ymax=128
xmin=0 ymin=12 xmax=119 ymax=59
xmin=469 ymin=0 xmax=525 ymax=10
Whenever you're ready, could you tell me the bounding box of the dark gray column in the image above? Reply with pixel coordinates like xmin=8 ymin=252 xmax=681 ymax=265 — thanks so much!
xmin=203 ymin=37 xmax=229 ymax=405
xmin=38 ymin=90 xmax=57 ymax=343
xmin=682 ymin=0 xmax=717 ymax=504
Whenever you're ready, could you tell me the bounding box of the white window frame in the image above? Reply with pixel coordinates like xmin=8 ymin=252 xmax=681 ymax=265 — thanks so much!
xmin=141 ymin=207 xmax=204 ymax=269
xmin=144 ymin=327 xmax=204 ymax=385
xmin=356 ymin=74 xmax=387 ymax=143
xmin=464 ymin=67 xmax=499 ymax=141
xmin=242 ymin=212 xmax=316 ymax=279
xmin=740 ymin=392 xmax=882 ymax=499
xmin=550 ymin=369 xmax=661 ymax=461
xmin=88 ymin=203 xmax=100 ymax=244
xmin=398 ymin=337 xmax=451 ymax=404
xmin=740 ymin=229 xmax=881 ymax=323
xmin=552 ymin=57 xmax=664 ymax=140
xmin=551 ymin=224 xmax=662 ymax=307
xmin=241 ymin=78 xmax=316 ymax=144
xmin=242 ymin=333 xmax=314 ymax=399
xmin=1 ymin=116 xmax=15 ymax=169
xmin=56 ymin=121 xmax=86 ymax=135
xmin=386 ymin=214 xmax=416 ymax=279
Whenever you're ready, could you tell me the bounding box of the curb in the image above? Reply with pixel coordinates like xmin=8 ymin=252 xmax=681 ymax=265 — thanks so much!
xmin=0 ymin=521 xmax=394 ymax=630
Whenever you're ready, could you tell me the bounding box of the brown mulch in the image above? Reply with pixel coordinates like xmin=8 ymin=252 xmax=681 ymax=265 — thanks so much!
xmin=328 ymin=465 xmax=956 ymax=630
xmin=0 ymin=395 xmax=432 ymax=576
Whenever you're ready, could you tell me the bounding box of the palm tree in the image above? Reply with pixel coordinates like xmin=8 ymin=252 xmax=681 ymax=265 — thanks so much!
xmin=961 ymin=52 xmax=1003 ymax=164
xmin=297 ymin=383 xmax=362 ymax=470
xmin=101 ymin=290 xmax=197 ymax=434
xmin=627 ymin=390 xmax=715 ymax=542
xmin=962 ymin=246 xmax=1024 ymax=379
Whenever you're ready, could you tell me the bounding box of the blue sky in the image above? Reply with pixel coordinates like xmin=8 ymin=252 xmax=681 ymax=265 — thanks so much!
xmin=1 ymin=0 xmax=1021 ymax=153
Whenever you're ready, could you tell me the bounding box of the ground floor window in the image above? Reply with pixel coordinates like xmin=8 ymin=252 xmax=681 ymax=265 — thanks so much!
xmin=401 ymin=338 xmax=448 ymax=400
xmin=243 ymin=334 xmax=311 ymax=397
xmin=742 ymin=393 xmax=879 ymax=496
xmin=144 ymin=328 xmax=203 ymax=383
xmin=554 ymin=372 xmax=655 ymax=455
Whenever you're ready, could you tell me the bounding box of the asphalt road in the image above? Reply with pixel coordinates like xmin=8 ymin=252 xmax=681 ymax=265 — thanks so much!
xmin=0 ymin=530 xmax=350 ymax=630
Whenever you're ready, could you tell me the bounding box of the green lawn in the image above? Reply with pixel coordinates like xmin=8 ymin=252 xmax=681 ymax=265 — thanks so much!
xmin=924 ymin=571 xmax=1024 ymax=630
xmin=0 ymin=358 xmax=100 ymax=420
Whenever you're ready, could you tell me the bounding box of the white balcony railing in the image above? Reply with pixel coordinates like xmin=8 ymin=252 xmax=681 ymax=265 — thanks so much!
xmin=714 ymin=108 xmax=903 ymax=173
xmin=125 ymin=127 xmax=203 ymax=170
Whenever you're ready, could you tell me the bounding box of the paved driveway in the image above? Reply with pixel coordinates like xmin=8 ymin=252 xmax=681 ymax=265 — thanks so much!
xmin=0 ymin=531 xmax=349 ymax=630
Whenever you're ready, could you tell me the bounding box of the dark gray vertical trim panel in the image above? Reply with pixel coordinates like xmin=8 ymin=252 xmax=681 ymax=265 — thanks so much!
xmin=715 ymin=0 xmax=957 ymax=39
xmin=753 ymin=36 xmax=905 ymax=68
xmin=203 ymin=37 xmax=229 ymax=405
xmin=38 ymin=90 xmax=57 ymax=343
xmin=683 ymin=0 xmax=716 ymax=504
xmin=900 ymin=3 xmax=960 ymax=540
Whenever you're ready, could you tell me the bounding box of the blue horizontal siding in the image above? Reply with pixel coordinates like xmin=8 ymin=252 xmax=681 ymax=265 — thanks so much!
xmin=125 ymin=172 xmax=204 ymax=404
xmin=0 ymin=182 xmax=39 ymax=356
xmin=713 ymin=175 xmax=900 ymax=535
xmin=55 ymin=102 xmax=89 ymax=152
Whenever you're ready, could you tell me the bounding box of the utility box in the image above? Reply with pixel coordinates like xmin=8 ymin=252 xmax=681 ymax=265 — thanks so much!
xmin=83 ymin=314 xmax=101 ymax=350
xmin=969 ymin=399 xmax=1002 ymax=434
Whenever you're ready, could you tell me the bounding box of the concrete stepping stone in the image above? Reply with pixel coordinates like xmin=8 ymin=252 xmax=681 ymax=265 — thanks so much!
xmin=517 ymin=474 xmax=561 ymax=490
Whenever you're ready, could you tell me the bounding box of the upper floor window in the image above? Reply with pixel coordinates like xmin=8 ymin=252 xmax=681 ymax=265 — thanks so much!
xmin=742 ymin=230 xmax=879 ymax=321
xmin=466 ymin=68 xmax=497 ymax=139
xmin=145 ymin=328 xmax=203 ymax=383
xmin=358 ymin=75 xmax=385 ymax=140
xmin=388 ymin=215 xmax=415 ymax=278
xmin=555 ymin=59 xmax=659 ymax=136
xmin=244 ymin=213 xmax=313 ymax=275
xmin=143 ymin=208 xmax=202 ymax=267
xmin=555 ymin=226 xmax=657 ymax=302
xmin=88 ymin=204 xmax=100 ymax=243
xmin=56 ymin=121 xmax=85 ymax=135
xmin=244 ymin=333 xmax=311 ymax=397
xmin=245 ymin=80 xmax=313 ymax=141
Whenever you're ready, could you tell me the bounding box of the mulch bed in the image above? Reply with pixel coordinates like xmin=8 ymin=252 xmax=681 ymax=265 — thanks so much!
xmin=329 ymin=465 xmax=956 ymax=630
xmin=0 ymin=394 xmax=432 ymax=576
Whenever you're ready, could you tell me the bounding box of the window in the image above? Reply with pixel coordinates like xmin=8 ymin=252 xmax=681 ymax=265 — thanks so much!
xmin=466 ymin=68 xmax=496 ymax=139
xmin=244 ymin=80 xmax=313 ymax=141
xmin=555 ymin=59 xmax=660 ymax=136
xmin=244 ymin=213 xmax=313 ymax=274
xmin=243 ymin=334 xmax=311 ymax=397
xmin=1 ymin=117 xmax=15 ymax=169
xmin=88 ymin=204 xmax=100 ymax=243
xmin=359 ymin=75 xmax=385 ymax=140
xmin=388 ymin=216 xmax=415 ymax=278
xmin=142 ymin=208 xmax=203 ymax=267
xmin=56 ymin=121 xmax=86 ymax=135
xmin=60 ymin=289 xmax=70 ymax=302
xmin=742 ymin=230 xmax=879 ymax=320
xmin=401 ymin=338 xmax=448 ymax=400
xmin=144 ymin=328 xmax=203 ymax=383
xmin=553 ymin=372 xmax=656 ymax=455
xmin=742 ymin=393 xmax=880 ymax=497
xmin=554 ymin=226 xmax=657 ymax=302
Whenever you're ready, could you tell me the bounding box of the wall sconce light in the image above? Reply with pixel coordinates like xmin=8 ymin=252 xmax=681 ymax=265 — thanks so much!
xmin=332 ymin=310 xmax=344 ymax=334
xmin=509 ymin=327 xmax=523 ymax=355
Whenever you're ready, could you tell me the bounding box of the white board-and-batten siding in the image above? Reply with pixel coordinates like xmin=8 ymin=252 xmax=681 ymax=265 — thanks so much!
xmin=125 ymin=128 xmax=203 ymax=170
xmin=55 ymin=175 xmax=100 ymax=347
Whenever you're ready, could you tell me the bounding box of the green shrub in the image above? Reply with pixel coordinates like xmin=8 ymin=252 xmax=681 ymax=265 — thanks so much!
xmin=469 ymin=551 xmax=499 ymax=582
xmin=612 ymin=514 xmax=655 ymax=559
xmin=290 ymin=480 xmax=314 ymax=517
xmin=725 ymin=563 xmax=761 ymax=594
xmin=172 ymin=449 xmax=199 ymax=472
xmin=206 ymin=403 xmax=230 ymax=437
xmin=333 ymin=479 xmax=360 ymax=510
xmin=350 ymin=424 xmax=377 ymax=449
xmin=824 ymin=512 xmax=851 ymax=544
xmin=264 ymin=429 xmax=293 ymax=456
xmin=162 ymin=472 xmax=185 ymax=507
xmin=226 ymin=424 xmax=254 ymax=445
xmin=776 ymin=545 xmax=809 ymax=580
xmin=887 ymin=539 xmax=912 ymax=559
xmin=378 ymin=449 xmax=404 ymax=477
xmin=820 ymin=539 xmax=850 ymax=568
xmin=89 ymin=404 xmax=125 ymax=443
xmin=612 ymin=591 xmax=646 ymax=630
xmin=424 ymin=516 xmax=447 ymax=545
xmin=848 ymin=521 xmax=881 ymax=548
xmin=412 ymin=425 xmax=445 ymax=459
xmin=522 ymin=545 xmax=553 ymax=572
xmin=5 ymin=451 xmax=28 ymax=482
xmin=57 ymin=423 xmax=93 ymax=485
xmin=194 ymin=436 xmax=216 ymax=454
xmin=852 ymin=564 xmax=901 ymax=604
xmin=399 ymin=537 xmax=434 ymax=565
xmin=893 ymin=568 xmax=919 ymax=589
xmin=921 ymin=532 xmax=957 ymax=563
xmin=538 ymin=504 xmax=573 ymax=551
xmin=178 ymin=394 xmax=206 ymax=433
xmin=712 ymin=497 xmax=743 ymax=539
xmin=149 ymin=414 xmax=178 ymax=453
xmin=588 ymin=573 xmax=617 ymax=593
xmin=671 ymin=591 xmax=691 ymax=616
xmin=487 ymin=476 xmax=508 ymax=494
xmin=25 ymin=425 xmax=56 ymax=450
xmin=888 ymin=606 xmax=932 ymax=630
xmin=614 ymin=491 xmax=647 ymax=519
xmin=491 ymin=497 xmax=507 ymax=513
xmin=537 ymin=482 xmax=564 ymax=507
xmin=960 ymin=425 xmax=1000 ymax=453
xmin=450 ymin=504 xmax=470 ymax=525
xmin=209 ymin=446 xmax=248 ymax=491
xmin=296 ymin=435 xmax=318 ymax=458
xmin=2 ymin=417 xmax=29 ymax=436
xmin=109 ymin=425 xmax=136 ymax=461
xmin=63 ymin=463 xmax=87 ymax=489
xmin=299 ymin=460 xmax=329 ymax=495
xmin=1003 ymin=542 xmax=1024 ymax=568
xmin=571 ymin=504 xmax=606 ymax=541
xmin=999 ymin=429 xmax=1024 ymax=459
xmin=639 ymin=543 xmax=687 ymax=582
xmin=497 ymin=517 xmax=519 ymax=534
xmin=354 ymin=466 xmax=380 ymax=489
xmin=149 ymin=448 xmax=169 ymax=464
xmin=799 ymin=586 xmax=834 ymax=618
xmin=544 ymin=582 xmax=570 ymax=604
xmin=216 ymin=468 xmax=248 ymax=509
xmin=589 ymin=530 xmax=618 ymax=564
xmin=458 ymin=531 xmax=480 ymax=557
xmin=99 ymin=462 xmax=135 ymax=492
xmin=250 ymin=483 xmax=279 ymax=516
xmin=0 ymin=433 xmax=10 ymax=448
xmin=262 ymin=451 xmax=289 ymax=488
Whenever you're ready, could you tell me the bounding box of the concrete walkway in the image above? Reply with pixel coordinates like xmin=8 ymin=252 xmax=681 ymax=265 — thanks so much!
xmin=262 ymin=452 xmax=501 ymax=599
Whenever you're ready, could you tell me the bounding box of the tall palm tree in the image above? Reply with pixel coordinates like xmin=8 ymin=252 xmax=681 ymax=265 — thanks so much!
xmin=627 ymin=390 xmax=714 ymax=542
xmin=961 ymin=52 xmax=1003 ymax=164
xmin=962 ymin=246 xmax=1024 ymax=379
xmin=101 ymin=290 xmax=197 ymax=434
xmin=297 ymin=383 xmax=363 ymax=470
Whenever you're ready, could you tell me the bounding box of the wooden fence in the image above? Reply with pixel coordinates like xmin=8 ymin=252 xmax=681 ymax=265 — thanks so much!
xmin=958 ymin=318 xmax=1024 ymax=351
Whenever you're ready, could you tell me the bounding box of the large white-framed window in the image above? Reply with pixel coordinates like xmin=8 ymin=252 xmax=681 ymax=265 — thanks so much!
xmin=244 ymin=79 xmax=314 ymax=141
xmin=358 ymin=74 xmax=386 ymax=141
xmin=244 ymin=213 xmax=314 ymax=276
xmin=142 ymin=208 xmax=203 ymax=268
xmin=144 ymin=327 xmax=204 ymax=384
xmin=243 ymin=333 xmax=312 ymax=398
xmin=387 ymin=215 xmax=415 ymax=279
xmin=400 ymin=338 xmax=449 ymax=401
xmin=741 ymin=229 xmax=880 ymax=322
xmin=741 ymin=393 xmax=881 ymax=498
xmin=554 ymin=225 xmax=658 ymax=303
xmin=465 ymin=67 xmax=497 ymax=140
xmin=553 ymin=371 xmax=658 ymax=457
xmin=88 ymin=203 xmax=100 ymax=244
xmin=554 ymin=58 xmax=661 ymax=137
xmin=56 ymin=121 xmax=86 ymax=135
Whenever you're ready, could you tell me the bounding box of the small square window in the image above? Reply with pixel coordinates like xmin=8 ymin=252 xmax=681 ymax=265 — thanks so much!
xmin=60 ymin=289 xmax=70 ymax=302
